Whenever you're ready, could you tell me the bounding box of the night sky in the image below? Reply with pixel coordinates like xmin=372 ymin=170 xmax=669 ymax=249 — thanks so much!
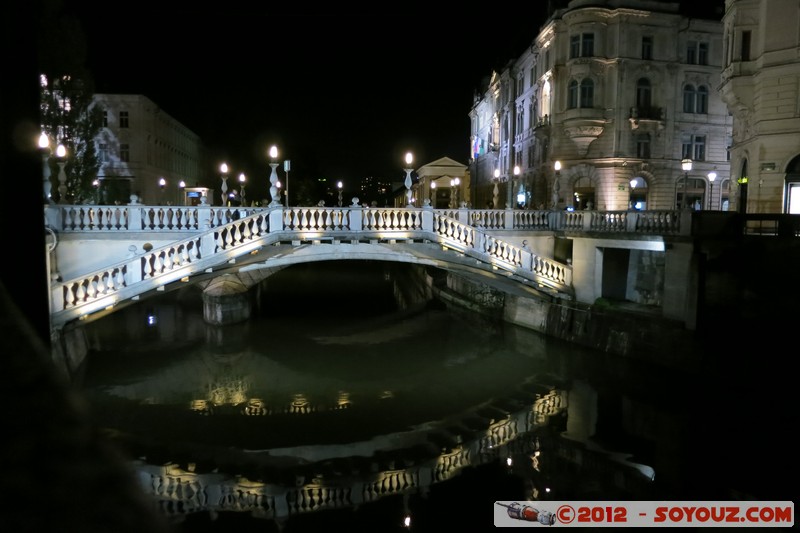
xmin=57 ymin=5 xmax=547 ymax=194
xmin=49 ymin=1 xmax=724 ymax=198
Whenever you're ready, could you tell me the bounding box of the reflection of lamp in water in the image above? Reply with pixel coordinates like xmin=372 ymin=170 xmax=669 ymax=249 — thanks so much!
xmin=337 ymin=391 xmax=351 ymax=409
xmin=290 ymin=393 xmax=311 ymax=414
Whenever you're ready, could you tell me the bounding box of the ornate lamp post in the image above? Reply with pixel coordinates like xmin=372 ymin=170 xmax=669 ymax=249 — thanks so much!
xmin=707 ymin=169 xmax=717 ymax=210
xmin=629 ymin=178 xmax=638 ymax=209
xmin=178 ymin=180 xmax=186 ymax=206
xmin=450 ymin=177 xmax=461 ymax=208
xmin=337 ymin=180 xmax=343 ymax=207
xmin=403 ymin=152 xmax=414 ymax=207
xmin=283 ymin=160 xmax=291 ymax=207
xmin=238 ymin=173 xmax=246 ymax=207
xmin=430 ymin=180 xmax=436 ymax=207
xmin=268 ymin=146 xmax=281 ymax=206
xmin=552 ymin=161 xmax=562 ymax=209
xmin=158 ymin=177 xmax=166 ymax=205
xmin=681 ymin=158 xmax=692 ymax=209
xmin=39 ymin=132 xmax=52 ymax=203
xmin=55 ymin=143 xmax=68 ymax=204
xmin=220 ymin=162 xmax=229 ymax=206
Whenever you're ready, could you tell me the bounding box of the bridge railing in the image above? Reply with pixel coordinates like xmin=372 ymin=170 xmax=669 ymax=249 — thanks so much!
xmin=47 ymin=205 xmax=576 ymax=326
xmin=45 ymin=203 xmax=692 ymax=236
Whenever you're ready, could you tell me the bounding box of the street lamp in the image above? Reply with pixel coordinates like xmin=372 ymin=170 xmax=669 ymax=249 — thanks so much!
xmin=220 ymin=163 xmax=229 ymax=206
xmin=403 ymin=152 xmax=414 ymax=207
xmin=510 ymin=165 xmax=520 ymax=209
xmin=283 ymin=160 xmax=291 ymax=207
xmin=450 ymin=177 xmax=461 ymax=208
xmin=630 ymin=178 xmax=638 ymax=209
xmin=238 ymin=173 xmax=246 ymax=207
xmin=39 ymin=132 xmax=52 ymax=203
xmin=158 ymin=177 xmax=166 ymax=205
xmin=337 ymin=180 xmax=343 ymax=207
xmin=430 ymin=180 xmax=436 ymax=207
xmin=178 ymin=180 xmax=185 ymax=206
xmin=707 ymin=169 xmax=717 ymax=210
xmin=268 ymin=145 xmax=281 ymax=207
xmin=681 ymin=158 xmax=692 ymax=209
xmin=55 ymin=143 xmax=67 ymax=204
xmin=552 ymin=160 xmax=562 ymax=209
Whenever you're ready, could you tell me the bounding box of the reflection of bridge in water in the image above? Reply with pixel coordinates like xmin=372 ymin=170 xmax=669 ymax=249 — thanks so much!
xmin=133 ymin=382 xmax=562 ymax=523
xmin=126 ymin=379 xmax=654 ymax=526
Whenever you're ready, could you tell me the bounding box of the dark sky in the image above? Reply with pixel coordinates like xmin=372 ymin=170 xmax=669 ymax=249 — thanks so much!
xmin=60 ymin=5 xmax=549 ymax=193
xmin=57 ymin=1 xmax=723 ymax=196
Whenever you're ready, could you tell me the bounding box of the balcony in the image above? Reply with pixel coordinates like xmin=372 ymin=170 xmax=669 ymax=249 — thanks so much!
xmin=628 ymin=106 xmax=664 ymax=132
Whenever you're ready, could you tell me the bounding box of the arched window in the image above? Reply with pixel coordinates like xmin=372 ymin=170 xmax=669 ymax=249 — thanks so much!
xmin=568 ymin=80 xmax=579 ymax=108
xmin=580 ymin=79 xmax=594 ymax=108
xmin=573 ymin=176 xmax=595 ymax=210
xmin=629 ymin=176 xmax=648 ymax=210
xmin=696 ymin=86 xmax=708 ymax=114
xmin=683 ymin=84 xmax=695 ymax=112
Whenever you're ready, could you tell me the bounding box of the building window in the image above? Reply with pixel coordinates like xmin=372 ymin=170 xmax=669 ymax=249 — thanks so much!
xmin=568 ymin=80 xmax=578 ymax=108
xmin=687 ymin=41 xmax=696 ymax=64
xmin=99 ymin=143 xmax=107 ymax=163
xmin=636 ymin=134 xmax=651 ymax=159
xmin=120 ymin=111 xmax=129 ymax=128
xmin=641 ymin=36 xmax=653 ymax=60
xmin=698 ymin=42 xmax=709 ymax=65
xmin=683 ymin=84 xmax=709 ymax=114
xmin=570 ymin=33 xmax=594 ymax=58
xmin=636 ymin=78 xmax=651 ymax=110
xmin=681 ymin=134 xmax=706 ymax=161
xmin=686 ymin=41 xmax=709 ymax=65
xmin=580 ymin=79 xmax=594 ymax=107
xmin=741 ymin=30 xmax=751 ymax=61
xmin=120 ymin=143 xmax=130 ymax=162
xmin=102 ymin=110 xmax=108 ymax=127
xmin=696 ymin=86 xmax=708 ymax=113
xmin=683 ymin=84 xmax=695 ymax=112
xmin=568 ymin=79 xmax=594 ymax=109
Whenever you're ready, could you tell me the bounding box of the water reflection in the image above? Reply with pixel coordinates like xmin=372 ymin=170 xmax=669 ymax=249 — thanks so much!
xmin=78 ymin=261 xmax=783 ymax=531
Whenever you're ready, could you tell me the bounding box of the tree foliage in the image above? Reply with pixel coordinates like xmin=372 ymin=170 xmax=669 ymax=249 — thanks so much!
xmin=38 ymin=0 xmax=103 ymax=204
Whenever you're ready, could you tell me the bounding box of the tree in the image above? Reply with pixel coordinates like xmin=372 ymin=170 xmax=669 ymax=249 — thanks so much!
xmin=37 ymin=0 xmax=103 ymax=204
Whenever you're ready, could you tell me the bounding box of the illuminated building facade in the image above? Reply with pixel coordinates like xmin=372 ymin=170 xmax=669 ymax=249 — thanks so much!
xmin=92 ymin=94 xmax=205 ymax=205
xmin=720 ymin=0 xmax=800 ymax=213
xmin=469 ymin=0 xmax=733 ymax=212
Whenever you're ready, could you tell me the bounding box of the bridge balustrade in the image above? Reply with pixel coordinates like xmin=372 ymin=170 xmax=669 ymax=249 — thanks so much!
xmin=45 ymin=204 xmax=719 ymax=328
xmin=46 ymin=204 xmax=692 ymax=235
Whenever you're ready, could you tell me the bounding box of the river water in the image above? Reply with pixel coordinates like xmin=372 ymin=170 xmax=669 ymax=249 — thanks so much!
xmin=77 ymin=260 xmax=792 ymax=532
